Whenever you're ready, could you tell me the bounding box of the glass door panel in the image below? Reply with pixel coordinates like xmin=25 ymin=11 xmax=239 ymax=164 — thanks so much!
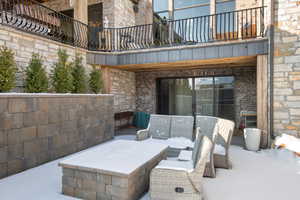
xmin=157 ymin=76 xmax=235 ymax=121
xmin=214 ymin=77 xmax=235 ymax=120
xmin=157 ymin=78 xmax=193 ymax=116
xmin=195 ymin=77 xmax=214 ymax=116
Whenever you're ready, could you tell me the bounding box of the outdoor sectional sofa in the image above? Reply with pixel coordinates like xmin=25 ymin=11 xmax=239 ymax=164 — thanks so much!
xmin=136 ymin=114 xmax=194 ymax=157
xmin=137 ymin=114 xmax=235 ymax=178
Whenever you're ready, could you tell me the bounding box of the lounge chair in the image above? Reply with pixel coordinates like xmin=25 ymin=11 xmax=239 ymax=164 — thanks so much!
xmin=179 ymin=117 xmax=219 ymax=178
xmin=213 ymin=118 xmax=235 ymax=169
xmin=150 ymin=135 xmax=213 ymax=200
xmin=178 ymin=116 xmax=235 ymax=176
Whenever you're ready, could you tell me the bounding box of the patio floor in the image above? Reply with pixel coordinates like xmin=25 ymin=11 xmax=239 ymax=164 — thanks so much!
xmin=0 ymin=136 xmax=299 ymax=200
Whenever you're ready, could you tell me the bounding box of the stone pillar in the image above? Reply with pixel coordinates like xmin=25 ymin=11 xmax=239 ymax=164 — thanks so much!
xmin=74 ymin=0 xmax=88 ymax=24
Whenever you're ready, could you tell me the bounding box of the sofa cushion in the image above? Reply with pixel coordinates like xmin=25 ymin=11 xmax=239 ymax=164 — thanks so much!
xmin=195 ymin=116 xmax=218 ymax=139
xmin=149 ymin=115 xmax=171 ymax=139
xmin=170 ymin=116 xmax=194 ymax=140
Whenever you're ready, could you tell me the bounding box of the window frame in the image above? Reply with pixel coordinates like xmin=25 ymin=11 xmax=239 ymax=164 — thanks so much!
xmin=153 ymin=0 xmax=236 ymax=21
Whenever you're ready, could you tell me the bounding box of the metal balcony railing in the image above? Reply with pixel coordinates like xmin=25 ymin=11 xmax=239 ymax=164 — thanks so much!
xmin=91 ymin=6 xmax=266 ymax=52
xmin=0 ymin=1 xmax=266 ymax=52
xmin=0 ymin=0 xmax=89 ymax=49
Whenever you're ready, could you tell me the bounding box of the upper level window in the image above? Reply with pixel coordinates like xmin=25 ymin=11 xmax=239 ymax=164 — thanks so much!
xmin=174 ymin=0 xmax=210 ymax=9
xmin=153 ymin=1 xmax=236 ymax=22
xmin=154 ymin=0 xmax=211 ymax=21
xmin=153 ymin=0 xmax=170 ymax=21
xmin=216 ymin=0 xmax=235 ymax=13
xmin=153 ymin=0 xmax=169 ymax=12
xmin=174 ymin=5 xmax=210 ymax=20
xmin=174 ymin=0 xmax=210 ymax=20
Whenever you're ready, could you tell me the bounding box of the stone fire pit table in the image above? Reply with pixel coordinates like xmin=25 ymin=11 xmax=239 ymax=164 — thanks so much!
xmin=59 ymin=140 xmax=168 ymax=200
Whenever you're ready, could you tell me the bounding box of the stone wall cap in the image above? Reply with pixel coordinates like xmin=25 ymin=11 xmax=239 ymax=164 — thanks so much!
xmin=0 ymin=93 xmax=114 ymax=98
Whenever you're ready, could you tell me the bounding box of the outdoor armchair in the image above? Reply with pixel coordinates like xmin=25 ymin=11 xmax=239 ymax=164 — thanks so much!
xmin=213 ymin=118 xmax=235 ymax=169
xmin=150 ymin=135 xmax=213 ymax=200
xmin=179 ymin=117 xmax=219 ymax=178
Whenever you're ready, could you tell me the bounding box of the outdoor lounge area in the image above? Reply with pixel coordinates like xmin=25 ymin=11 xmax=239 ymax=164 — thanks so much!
xmin=1 ymin=0 xmax=300 ymax=200
xmin=1 ymin=112 xmax=299 ymax=200
xmin=0 ymin=134 xmax=299 ymax=200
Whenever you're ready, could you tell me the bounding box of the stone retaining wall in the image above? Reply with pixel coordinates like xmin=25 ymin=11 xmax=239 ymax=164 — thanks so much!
xmin=0 ymin=94 xmax=114 ymax=179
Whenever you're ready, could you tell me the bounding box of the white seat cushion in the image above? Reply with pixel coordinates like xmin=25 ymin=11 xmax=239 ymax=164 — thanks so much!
xmin=143 ymin=137 xmax=194 ymax=149
xmin=156 ymin=160 xmax=194 ymax=172
xmin=178 ymin=144 xmax=226 ymax=162
xmin=214 ymin=144 xmax=226 ymax=156
xmin=178 ymin=150 xmax=193 ymax=161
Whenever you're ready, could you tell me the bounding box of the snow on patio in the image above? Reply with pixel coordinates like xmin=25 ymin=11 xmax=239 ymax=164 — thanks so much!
xmin=0 ymin=135 xmax=299 ymax=200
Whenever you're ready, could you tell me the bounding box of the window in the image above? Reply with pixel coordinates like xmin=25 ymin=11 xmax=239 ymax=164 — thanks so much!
xmin=174 ymin=5 xmax=210 ymax=20
xmin=153 ymin=0 xmax=169 ymax=12
xmin=153 ymin=0 xmax=170 ymax=21
xmin=157 ymin=76 xmax=235 ymax=121
xmin=216 ymin=0 xmax=235 ymax=14
xmin=174 ymin=0 xmax=210 ymax=9
xmin=153 ymin=0 xmax=211 ymax=21
xmin=215 ymin=0 xmax=236 ymax=38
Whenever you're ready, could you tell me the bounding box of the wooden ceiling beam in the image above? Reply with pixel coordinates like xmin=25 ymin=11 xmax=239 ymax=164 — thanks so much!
xmin=104 ymin=56 xmax=257 ymax=72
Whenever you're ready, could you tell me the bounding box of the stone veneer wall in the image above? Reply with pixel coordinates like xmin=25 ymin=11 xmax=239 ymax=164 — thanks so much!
xmin=102 ymin=68 xmax=136 ymax=113
xmin=273 ymin=0 xmax=300 ymax=137
xmin=0 ymin=25 xmax=91 ymax=91
xmin=0 ymin=94 xmax=114 ymax=179
xmin=135 ymin=67 xmax=257 ymax=128
xmin=43 ymin=0 xmax=152 ymax=28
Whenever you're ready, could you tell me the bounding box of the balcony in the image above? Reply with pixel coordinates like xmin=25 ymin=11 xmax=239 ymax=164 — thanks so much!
xmin=0 ymin=0 xmax=266 ymax=53
xmin=90 ymin=7 xmax=266 ymax=52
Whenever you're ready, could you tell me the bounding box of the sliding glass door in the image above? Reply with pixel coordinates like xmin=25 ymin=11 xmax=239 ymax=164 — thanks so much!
xmin=214 ymin=76 xmax=235 ymax=120
xmin=157 ymin=76 xmax=235 ymax=121
xmin=157 ymin=78 xmax=193 ymax=116
xmin=195 ymin=77 xmax=214 ymax=116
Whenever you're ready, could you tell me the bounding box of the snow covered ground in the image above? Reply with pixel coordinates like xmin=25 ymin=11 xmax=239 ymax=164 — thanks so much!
xmin=0 ymin=135 xmax=299 ymax=200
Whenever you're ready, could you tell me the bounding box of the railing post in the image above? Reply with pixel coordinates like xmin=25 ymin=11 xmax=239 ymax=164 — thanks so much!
xmin=73 ymin=0 xmax=88 ymax=49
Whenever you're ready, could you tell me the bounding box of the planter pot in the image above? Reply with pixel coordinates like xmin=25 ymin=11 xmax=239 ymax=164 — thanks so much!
xmin=244 ymin=128 xmax=261 ymax=151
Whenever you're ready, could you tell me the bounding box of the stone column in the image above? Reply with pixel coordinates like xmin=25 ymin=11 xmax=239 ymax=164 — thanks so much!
xmin=73 ymin=0 xmax=88 ymax=24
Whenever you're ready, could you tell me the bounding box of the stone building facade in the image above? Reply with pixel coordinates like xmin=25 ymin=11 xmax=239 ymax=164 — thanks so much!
xmin=135 ymin=67 xmax=257 ymax=129
xmin=273 ymin=0 xmax=300 ymax=137
xmin=43 ymin=0 xmax=153 ymax=28
xmin=102 ymin=67 xmax=136 ymax=113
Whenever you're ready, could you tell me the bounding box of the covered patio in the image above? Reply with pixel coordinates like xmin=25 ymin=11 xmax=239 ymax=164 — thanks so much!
xmin=104 ymin=54 xmax=269 ymax=148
